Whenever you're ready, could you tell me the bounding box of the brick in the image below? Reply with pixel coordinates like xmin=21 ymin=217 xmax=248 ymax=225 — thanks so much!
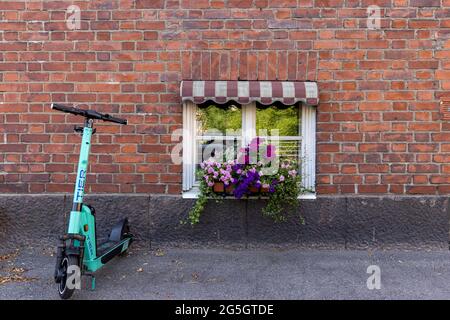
xmin=359 ymin=164 xmax=389 ymax=173
xmin=360 ymin=123 xmax=390 ymax=132
xmin=45 ymin=164 xmax=74 ymax=173
xmin=135 ymin=0 xmax=165 ymax=8
xmin=359 ymin=144 xmax=389 ymax=152
xmin=406 ymin=186 xmax=437 ymax=194
xmin=315 ymin=0 xmax=344 ymax=6
xmin=228 ymin=0 xmax=254 ymax=7
xmin=409 ymin=144 xmax=438 ymax=152
xmin=358 ymin=185 xmax=389 ymax=194
xmin=410 ymin=0 xmax=440 ymax=6
xmin=408 ymin=164 xmax=439 ymax=173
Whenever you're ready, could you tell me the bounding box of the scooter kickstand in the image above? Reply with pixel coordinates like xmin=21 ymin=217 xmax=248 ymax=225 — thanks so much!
xmin=83 ymin=273 xmax=96 ymax=291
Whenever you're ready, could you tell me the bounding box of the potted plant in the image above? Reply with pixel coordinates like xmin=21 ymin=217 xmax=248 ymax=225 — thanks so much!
xmin=187 ymin=138 xmax=304 ymax=225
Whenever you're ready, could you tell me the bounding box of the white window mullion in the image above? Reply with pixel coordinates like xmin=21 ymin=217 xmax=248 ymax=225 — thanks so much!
xmin=301 ymin=104 xmax=316 ymax=192
xmin=242 ymin=102 xmax=256 ymax=146
xmin=182 ymin=101 xmax=197 ymax=191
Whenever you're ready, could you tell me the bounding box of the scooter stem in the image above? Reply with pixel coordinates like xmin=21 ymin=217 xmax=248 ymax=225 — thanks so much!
xmin=68 ymin=118 xmax=94 ymax=234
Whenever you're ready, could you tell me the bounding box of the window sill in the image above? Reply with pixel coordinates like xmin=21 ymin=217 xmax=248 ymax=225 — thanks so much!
xmin=182 ymin=187 xmax=316 ymax=200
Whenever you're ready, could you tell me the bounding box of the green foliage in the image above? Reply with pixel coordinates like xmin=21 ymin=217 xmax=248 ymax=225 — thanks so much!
xmin=196 ymin=105 xmax=299 ymax=137
xmin=256 ymin=106 xmax=299 ymax=136
xmin=197 ymin=105 xmax=242 ymax=134
xmin=187 ymin=180 xmax=209 ymax=225
xmin=187 ymin=172 xmax=222 ymax=225
xmin=262 ymin=171 xmax=302 ymax=223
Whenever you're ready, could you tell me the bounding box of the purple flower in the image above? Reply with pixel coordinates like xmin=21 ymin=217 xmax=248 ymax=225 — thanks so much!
xmin=233 ymin=169 xmax=260 ymax=199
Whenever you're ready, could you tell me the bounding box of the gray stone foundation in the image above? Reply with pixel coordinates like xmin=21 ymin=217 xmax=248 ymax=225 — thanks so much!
xmin=0 ymin=194 xmax=448 ymax=250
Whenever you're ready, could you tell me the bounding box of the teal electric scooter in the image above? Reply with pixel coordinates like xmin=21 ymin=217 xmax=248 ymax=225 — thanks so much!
xmin=51 ymin=103 xmax=133 ymax=299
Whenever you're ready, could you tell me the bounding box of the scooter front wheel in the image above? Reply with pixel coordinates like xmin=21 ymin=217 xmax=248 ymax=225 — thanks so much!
xmin=57 ymin=255 xmax=79 ymax=300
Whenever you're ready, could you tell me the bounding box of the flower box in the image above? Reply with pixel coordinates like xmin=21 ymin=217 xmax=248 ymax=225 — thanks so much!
xmin=225 ymin=184 xmax=235 ymax=194
xmin=213 ymin=182 xmax=225 ymax=193
xmin=189 ymin=137 xmax=302 ymax=225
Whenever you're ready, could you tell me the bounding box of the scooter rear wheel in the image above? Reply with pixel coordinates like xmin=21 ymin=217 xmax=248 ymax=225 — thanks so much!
xmin=58 ymin=255 xmax=79 ymax=300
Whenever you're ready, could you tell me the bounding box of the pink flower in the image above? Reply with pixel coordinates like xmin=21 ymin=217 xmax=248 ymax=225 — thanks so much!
xmin=249 ymin=137 xmax=265 ymax=151
xmin=279 ymin=175 xmax=285 ymax=182
xmin=208 ymin=181 xmax=214 ymax=187
xmin=288 ymin=170 xmax=297 ymax=177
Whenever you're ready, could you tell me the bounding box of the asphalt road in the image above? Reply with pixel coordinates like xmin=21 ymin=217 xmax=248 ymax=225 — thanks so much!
xmin=1 ymin=245 xmax=449 ymax=300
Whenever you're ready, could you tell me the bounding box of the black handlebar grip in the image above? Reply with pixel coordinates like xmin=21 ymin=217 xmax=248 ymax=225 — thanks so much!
xmin=102 ymin=114 xmax=128 ymax=125
xmin=51 ymin=103 xmax=85 ymax=116
xmin=51 ymin=103 xmax=127 ymax=125
xmin=51 ymin=103 xmax=69 ymax=112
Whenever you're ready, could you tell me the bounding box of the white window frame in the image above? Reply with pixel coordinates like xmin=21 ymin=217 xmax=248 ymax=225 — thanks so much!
xmin=182 ymin=101 xmax=316 ymax=199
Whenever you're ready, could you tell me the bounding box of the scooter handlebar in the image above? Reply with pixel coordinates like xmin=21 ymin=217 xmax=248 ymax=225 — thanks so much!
xmin=51 ymin=103 xmax=85 ymax=116
xmin=51 ymin=103 xmax=127 ymax=125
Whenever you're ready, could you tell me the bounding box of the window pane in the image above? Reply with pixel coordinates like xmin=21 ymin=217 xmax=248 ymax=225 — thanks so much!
xmin=256 ymin=105 xmax=300 ymax=137
xmin=195 ymin=105 xmax=242 ymax=178
xmin=197 ymin=104 xmax=242 ymax=136
xmin=278 ymin=140 xmax=300 ymax=162
xmin=256 ymin=105 xmax=300 ymax=163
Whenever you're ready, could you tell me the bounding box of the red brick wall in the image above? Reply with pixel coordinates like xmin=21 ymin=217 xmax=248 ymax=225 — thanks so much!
xmin=0 ymin=0 xmax=448 ymax=195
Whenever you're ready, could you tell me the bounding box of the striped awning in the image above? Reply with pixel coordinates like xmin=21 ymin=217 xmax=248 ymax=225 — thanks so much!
xmin=180 ymin=81 xmax=319 ymax=106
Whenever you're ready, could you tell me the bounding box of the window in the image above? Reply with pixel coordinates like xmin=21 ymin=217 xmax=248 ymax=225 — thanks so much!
xmin=182 ymin=101 xmax=316 ymax=197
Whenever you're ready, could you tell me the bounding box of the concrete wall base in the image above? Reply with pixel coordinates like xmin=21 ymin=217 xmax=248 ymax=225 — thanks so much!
xmin=0 ymin=194 xmax=448 ymax=250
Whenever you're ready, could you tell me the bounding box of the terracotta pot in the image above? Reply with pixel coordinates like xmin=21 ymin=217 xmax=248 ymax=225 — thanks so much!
xmin=261 ymin=186 xmax=270 ymax=193
xmin=225 ymin=184 xmax=235 ymax=194
xmin=249 ymin=186 xmax=260 ymax=193
xmin=213 ymin=182 xmax=225 ymax=193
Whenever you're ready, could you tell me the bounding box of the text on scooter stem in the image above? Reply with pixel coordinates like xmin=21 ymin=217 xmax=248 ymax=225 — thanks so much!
xmin=75 ymin=169 xmax=86 ymax=203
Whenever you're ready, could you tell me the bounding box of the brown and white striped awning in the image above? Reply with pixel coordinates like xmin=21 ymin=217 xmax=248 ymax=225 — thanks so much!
xmin=180 ymin=81 xmax=319 ymax=106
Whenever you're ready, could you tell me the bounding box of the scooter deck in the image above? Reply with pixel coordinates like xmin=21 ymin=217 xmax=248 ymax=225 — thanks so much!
xmin=96 ymin=240 xmax=120 ymax=257
xmin=83 ymin=237 xmax=131 ymax=272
